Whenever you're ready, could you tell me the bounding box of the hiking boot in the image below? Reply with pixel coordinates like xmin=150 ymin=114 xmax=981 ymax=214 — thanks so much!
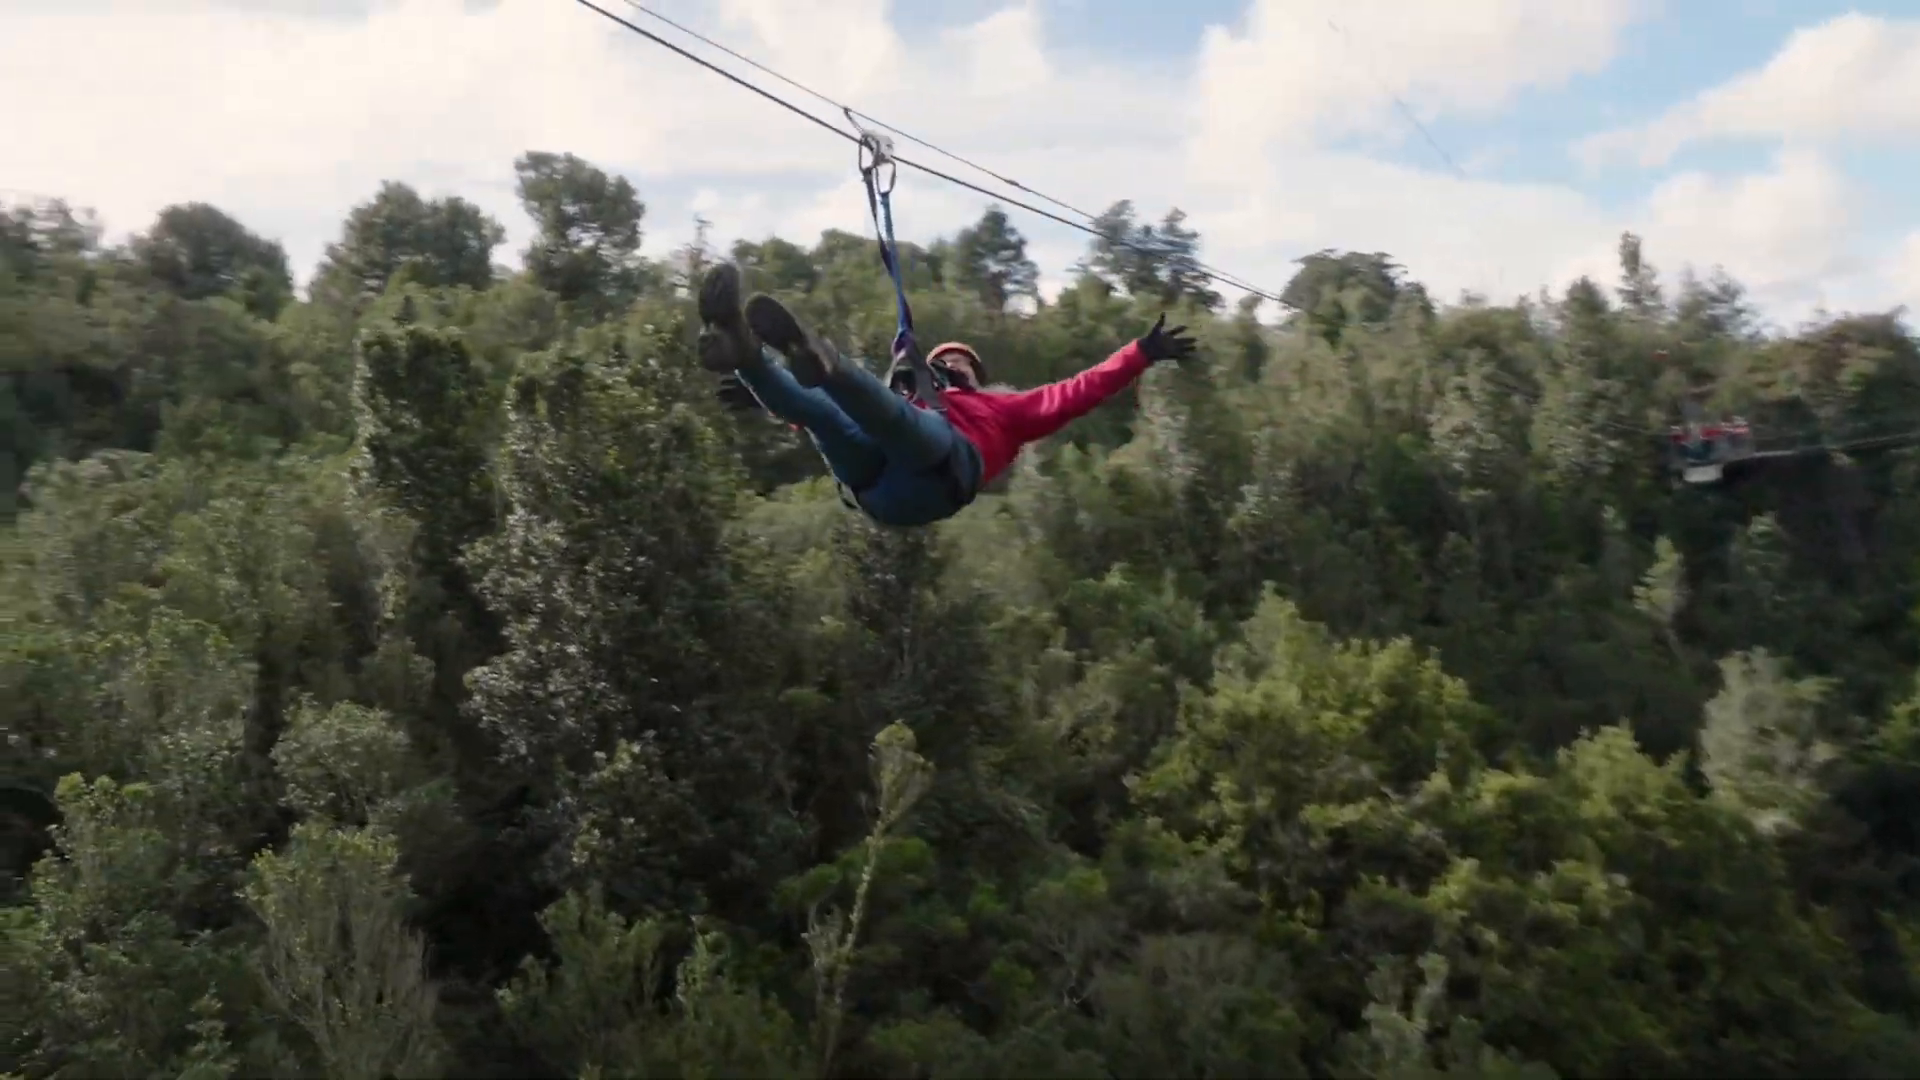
xmin=697 ymin=263 xmax=756 ymax=372
xmin=745 ymin=293 xmax=839 ymax=388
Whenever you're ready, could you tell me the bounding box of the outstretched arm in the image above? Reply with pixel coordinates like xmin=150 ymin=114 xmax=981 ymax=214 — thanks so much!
xmin=999 ymin=341 xmax=1154 ymax=445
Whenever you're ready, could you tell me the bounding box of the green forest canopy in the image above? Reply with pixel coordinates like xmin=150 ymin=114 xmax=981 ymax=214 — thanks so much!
xmin=6 ymin=149 xmax=1920 ymax=1078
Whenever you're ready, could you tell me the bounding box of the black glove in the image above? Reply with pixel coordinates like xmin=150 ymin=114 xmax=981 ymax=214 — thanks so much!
xmin=714 ymin=374 xmax=797 ymax=430
xmin=715 ymin=373 xmax=763 ymax=413
xmin=1138 ymin=313 xmax=1197 ymax=363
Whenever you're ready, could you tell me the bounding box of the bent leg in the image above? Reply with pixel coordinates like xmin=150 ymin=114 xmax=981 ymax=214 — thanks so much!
xmin=742 ymin=291 xmax=956 ymax=471
xmin=735 ymin=347 xmax=883 ymax=490
xmin=818 ymin=361 xmax=956 ymax=471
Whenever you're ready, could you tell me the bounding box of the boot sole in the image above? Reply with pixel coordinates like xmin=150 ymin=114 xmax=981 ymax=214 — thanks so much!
xmin=697 ymin=264 xmax=755 ymax=372
xmin=745 ymin=294 xmax=831 ymax=388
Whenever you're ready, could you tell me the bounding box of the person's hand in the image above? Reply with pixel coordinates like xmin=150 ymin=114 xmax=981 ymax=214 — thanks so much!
xmin=1138 ymin=313 xmax=1197 ymax=363
xmin=714 ymin=375 xmax=795 ymax=429
xmin=714 ymin=373 xmax=762 ymax=412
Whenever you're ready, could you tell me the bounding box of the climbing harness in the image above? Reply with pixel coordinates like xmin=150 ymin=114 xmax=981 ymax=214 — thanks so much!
xmin=848 ymin=108 xmax=946 ymax=412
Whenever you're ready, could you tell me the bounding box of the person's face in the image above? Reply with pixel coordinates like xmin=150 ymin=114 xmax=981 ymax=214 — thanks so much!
xmin=935 ymin=351 xmax=980 ymax=389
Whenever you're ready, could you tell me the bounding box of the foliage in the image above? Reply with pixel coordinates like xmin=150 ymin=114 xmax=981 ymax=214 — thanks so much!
xmin=244 ymin=821 xmax=445 ymax=1079
xmin=6 ymin=155 xmax=1920 ymax=1079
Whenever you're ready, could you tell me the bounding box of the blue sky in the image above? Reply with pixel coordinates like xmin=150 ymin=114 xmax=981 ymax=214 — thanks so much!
xmin=3 ymin=0 xmax=1917 ymax=324
xmin=909 ymin=0 xmax=1918 ymax=223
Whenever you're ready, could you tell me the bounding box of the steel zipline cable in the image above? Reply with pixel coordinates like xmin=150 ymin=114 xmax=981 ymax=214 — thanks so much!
xmin=566 ymin=0 xmax=1289 ymax=304
xmin=607 ymin=0 xmax=1108 ymax=229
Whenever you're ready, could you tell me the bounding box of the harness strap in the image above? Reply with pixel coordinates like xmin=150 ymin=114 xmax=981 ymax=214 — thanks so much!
xmin=850 ymin=111 xmax=945 ymax=413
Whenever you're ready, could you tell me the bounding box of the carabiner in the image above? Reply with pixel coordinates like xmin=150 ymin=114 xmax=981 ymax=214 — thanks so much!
xmin=846 ymin=108 xmax=897 ymax=195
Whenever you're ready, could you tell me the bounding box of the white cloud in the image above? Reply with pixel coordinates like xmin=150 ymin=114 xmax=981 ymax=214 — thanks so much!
xmin=1888 ymin=232 xmax=1920 ymax=313
xmin=711 ymin=0 xmax=903 ymax=102
xmin=1 ymin=0 xmax=1181 ymax=276
xmin=1640 ymin=149 xmax=1856 ymax=284
xmin=1190 ymin=0 xmax=1649 ymax=165
xmin=0 ymin=0 xmax=1907 ymax=328
xmin=3 ymin=0 xmax=893 ymax=266
xmin=1551 ymin=148 xmax=1865 ymax=321
xmin=764 ymin=0 xmax=1658 ymax=308
xmin=1577 ymin=13 xmax=1920 ymax=168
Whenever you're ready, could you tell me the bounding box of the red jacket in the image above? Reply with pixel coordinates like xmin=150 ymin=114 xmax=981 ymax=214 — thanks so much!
xmin=932 ymin=341 xmax=1153 ymax=487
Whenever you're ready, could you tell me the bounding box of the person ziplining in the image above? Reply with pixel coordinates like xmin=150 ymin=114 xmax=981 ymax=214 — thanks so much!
xmin=696 ymin=262 xmax=1195 ymax=527
xmin=692 ymin=107 xmax=1196 ymax=528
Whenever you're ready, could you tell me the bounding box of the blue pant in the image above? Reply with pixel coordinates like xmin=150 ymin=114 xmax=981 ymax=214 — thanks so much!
xmin=734 ymin=346 xmax=981 ymax=527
